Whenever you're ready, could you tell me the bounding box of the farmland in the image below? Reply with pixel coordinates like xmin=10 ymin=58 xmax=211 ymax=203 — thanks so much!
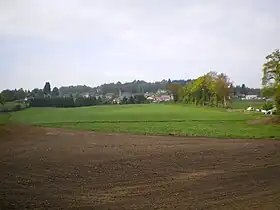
xmin=1 ymin=104 xmax=280 ymax=209
xmin=1 ymin=124 xmax=280 ymax=209
xmin=5 ymin=103 xmax=280 ymax=139
xmin=229 ymin=99 xmax=265 ymax=109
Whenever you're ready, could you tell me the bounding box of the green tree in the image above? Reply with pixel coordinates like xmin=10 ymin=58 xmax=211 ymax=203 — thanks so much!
xmin=262 ymin=49 xmax=280 ymax=88
xmin=128 ymin=96 xmax=135 ymax=104
xmin=214 ymin=73 xmax=232 ymax=107
xmin=0 ymin=94 xmax=4 ymax=105
xmin=262 ymin=49 xmax=280 ymax=113
xmin=14 ymin=88 xmax=26 ymax=100
xmin=121 ymin=96 xmax=128 ymax=104
xmin=240 ymin=84 xmax=247 ymax=96
xmin=52 ymin=87 xmax=60 ymax=97
xmin=1 ymin=89 xmax=15 ymax=101
xmin=43 ymin=82 xmax=51 ymax=96
xmin=166 ymin=83 xmax=183 ymax=103
xmin=180 ymin=71 xmax=232 ymax=108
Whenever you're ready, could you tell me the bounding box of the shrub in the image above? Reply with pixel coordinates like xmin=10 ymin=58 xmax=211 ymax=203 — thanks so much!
xmin=262 ymin=101 xmax=274 ymax=111
xmin=13 ymin=105 xmax=22 ymax=111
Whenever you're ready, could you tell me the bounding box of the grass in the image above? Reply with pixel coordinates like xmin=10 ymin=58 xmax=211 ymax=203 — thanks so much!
xmin=0 ymin=113 xmax=12 ymax=124
xmin=230 ymin=99 xmax=265 ymax=109
xmin=5 ymin=104 xmax=280 ymax=139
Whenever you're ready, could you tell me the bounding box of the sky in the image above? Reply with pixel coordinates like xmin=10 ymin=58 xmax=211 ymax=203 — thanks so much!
xmin=0 ymin=0 xmax=279 ymax=90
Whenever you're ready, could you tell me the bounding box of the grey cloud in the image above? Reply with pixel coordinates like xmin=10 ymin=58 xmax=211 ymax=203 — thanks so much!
xmin=0 ymin=0 xmax=279 ymax=89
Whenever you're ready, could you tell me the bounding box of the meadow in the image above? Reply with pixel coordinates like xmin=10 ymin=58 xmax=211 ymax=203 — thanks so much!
xmin=229 ymin=99 xmax=265 ymax=109
xmin=2 ymin=103 xmax=279 ymax=139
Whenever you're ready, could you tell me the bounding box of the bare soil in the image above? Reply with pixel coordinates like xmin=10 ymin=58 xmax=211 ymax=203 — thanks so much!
xmin=1 ymin=125 xmax=280 ymax=209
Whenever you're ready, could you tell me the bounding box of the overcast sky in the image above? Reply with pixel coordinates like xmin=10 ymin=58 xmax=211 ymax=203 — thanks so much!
xmin=0 ymin=0 xmax=279 ymax=90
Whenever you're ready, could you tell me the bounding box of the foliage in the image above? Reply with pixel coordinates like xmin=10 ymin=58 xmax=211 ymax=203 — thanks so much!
xmin=262 ymin=49 xmax=280 ymax=113
xmin=8 ymin=104 xmax=280 ymax=139
xmin=128 ymin=96 xmax=135 ymax=104
xmin=30 ymin=97 xmax=76 ymax=108
xmin=166 ymin=83 xmax=183 ymax=102
xmin=262 ymin=101 xmax=274 ymax=111
xmin=261 ymin=86 xmax=275 ymax=98
xmin=262 ymin=49 xmax=280 ymax=87
xmin=240 ymin=84 xmax=247 ymax=95
xmin=233 ymin=85 xmax=260 ymax=97
xmin=0 ymin=94 xmax=4 ymax=105
xmin=134 ymin=94 xmax=147 ymax=104
xmin=52 ymin=87 xmax=60 ymax=97
xmin=0 ymin=101 xmax=29 ymax=112
xmin=1 ymin=88 xmax=27 ymax=102
xmin=181 ymin=71 xmax=232 ymax=108
xmin=59 ymin=85 xmax=93 ymax=96
xmin=43 ymin=82 xmax=51 ymax=96
xmin=121 ymin=97 xmax=128 ymax=104
xmin=1 ymin=79 xmax=261 ymax=105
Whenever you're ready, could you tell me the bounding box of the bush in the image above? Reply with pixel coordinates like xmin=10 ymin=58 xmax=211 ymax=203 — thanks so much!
xmin=13 ymin=105 xmax=22 ymax=111
xmin=262 ymin=101 xmax=274 ymax=111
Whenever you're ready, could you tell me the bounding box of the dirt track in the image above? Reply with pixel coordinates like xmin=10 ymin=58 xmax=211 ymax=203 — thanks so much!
xmin=1 ymin=125 xmax=280 ymax=209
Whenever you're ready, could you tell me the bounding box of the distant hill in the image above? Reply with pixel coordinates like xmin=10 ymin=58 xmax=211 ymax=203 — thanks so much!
xmin=59 ymin=79 xmax=192 ymax=96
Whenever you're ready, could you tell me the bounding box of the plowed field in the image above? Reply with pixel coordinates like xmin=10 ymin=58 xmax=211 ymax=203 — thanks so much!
xmin=1 ymin=125 xmax=280 ymax=209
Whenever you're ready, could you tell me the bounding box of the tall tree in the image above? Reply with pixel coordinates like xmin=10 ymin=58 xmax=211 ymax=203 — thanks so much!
xmin=0 ymin=94 xmax=4 ymax=105
xmin=52 ymin=87 xmax=60 ymax=97
xmin=240 ymin=84 xmax=247 ymax=95
xmin=43 ymin=82 xmax=51 ymax=96
xmin=214 ymin=73 xmax=232 ymax=107
xmin=14 ymin=88 xmax=26 ymax=100
xmin=262 ymin=49 xmax=280 ymax=113
xmin=166 ymin=83 xmax=182 ymax=102
xmin=262 ymin=49 xmax=280 ymax=88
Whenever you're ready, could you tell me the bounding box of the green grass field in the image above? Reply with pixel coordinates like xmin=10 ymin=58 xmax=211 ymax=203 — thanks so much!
xmin=4 ymin=104 xmax=280 ymax=139
xmin=230 ymin=99 xmax=265 ymax=109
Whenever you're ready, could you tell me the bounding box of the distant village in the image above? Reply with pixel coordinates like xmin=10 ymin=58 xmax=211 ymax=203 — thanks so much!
xmin=72 ymin=88 xmax=265 ymax=105
xmin=77 ymin=89 xmax=174 ymax=104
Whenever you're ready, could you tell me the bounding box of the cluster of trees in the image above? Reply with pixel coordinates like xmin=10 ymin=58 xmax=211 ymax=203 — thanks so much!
xmin=0 ymin=83 xmax=60 ymax=102
xmin=120 ymin=95 xmax=147 ymax=105
xmin=59 ymin=85 xmax=93 ymax=96
xmin=30 ymin=82 xmax=108 ymax=108
xmin=234 ymin=84 xmax=260 ymax=97
xmin=167 ymin=72 xmax=233 ymax=107
xmin=30 ymin=94 xmax=148 ymax=107
xmin=97 ymin=80 xmax=168 ymax=95
xmin=1 ymin=88 xmax=27 ymax=102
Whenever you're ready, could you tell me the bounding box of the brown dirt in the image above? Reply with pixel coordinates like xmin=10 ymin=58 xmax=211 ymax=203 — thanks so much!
xmin=1 ymin=125 xmax=280 ymax=209
xmin=248 ymin=116 xmax=280 ymax=125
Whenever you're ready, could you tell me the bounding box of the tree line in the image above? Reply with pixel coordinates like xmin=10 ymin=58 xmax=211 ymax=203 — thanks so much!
xmin=1 ymin=80 xmax=260 ymax=103
xmin=29 ymin=93 xmax=148 ymax=108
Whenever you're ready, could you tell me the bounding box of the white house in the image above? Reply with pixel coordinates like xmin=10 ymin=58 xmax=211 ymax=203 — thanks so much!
xmin=244 ymin=95 xmax=258 ymax=100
